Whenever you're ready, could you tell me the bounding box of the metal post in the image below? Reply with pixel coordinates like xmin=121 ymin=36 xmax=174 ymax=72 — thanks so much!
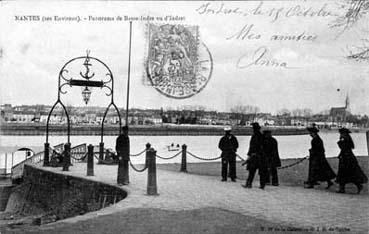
xmin=147 ymin=148 xmax=158 ymax=195
xmin=99 ymin=142 xmax=104 ymax=161
xmin=366 ymin=131 xmax=369 ymax=156
xmin=11 ymin=153 xmax=14 ymax=168
xmin=125 ymin=21 xmax=133 ymax=127
xmin=5 ymin=153 xmax=7 ymax=175
xmin=180 ymin=144 xmax=187 ymax=172
xmin=87 ymin=144 xmax=94 ymax=176
xmin=11 ymin=153 xmax=14 ymax=177
xmin=44 ymin=142 xmax=50 ymax=166
xmin=145 ymin=143 xmax=151 ymax=167
xmin=63 ymin=143 xmax=71 ymax=171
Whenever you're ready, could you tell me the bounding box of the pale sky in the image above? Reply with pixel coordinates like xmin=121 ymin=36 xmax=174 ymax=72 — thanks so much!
xmin=1 ymin=1 xmax=368 ymax=115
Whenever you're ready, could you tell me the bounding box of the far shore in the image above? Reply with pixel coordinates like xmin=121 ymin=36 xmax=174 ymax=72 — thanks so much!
xmin=0 ymin=122 xmax=311 ymax=136
xmin=1 ymin=122 xmax=367 ymax=136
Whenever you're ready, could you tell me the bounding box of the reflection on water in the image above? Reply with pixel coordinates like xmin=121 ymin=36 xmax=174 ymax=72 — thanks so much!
xmin=0 ymin=133 xmax=368 ymax=169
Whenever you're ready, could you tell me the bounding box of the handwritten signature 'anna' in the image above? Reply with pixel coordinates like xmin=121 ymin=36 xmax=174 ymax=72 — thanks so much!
xmin=236 ymin=47 xmax=296 ymax=69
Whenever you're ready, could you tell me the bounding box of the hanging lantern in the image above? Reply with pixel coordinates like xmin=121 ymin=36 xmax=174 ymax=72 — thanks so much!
xmin=81 ymin=86 xmax=92 ymax=105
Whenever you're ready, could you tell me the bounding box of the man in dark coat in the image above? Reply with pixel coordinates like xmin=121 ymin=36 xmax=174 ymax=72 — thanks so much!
xmin=116 ymin=126 xmax=130 ymax=185
xmin=242 ymin=122 xmax=268 ymax=189
xmin=305 ymin=126 xmax=336 ymax=189
xmin=263 ymin=130 xmax=281 ymax=186
xmin=218 ymin=126 xmax=239 ymax=182
xmin=336 ymin=128 xmax=368 ymax=194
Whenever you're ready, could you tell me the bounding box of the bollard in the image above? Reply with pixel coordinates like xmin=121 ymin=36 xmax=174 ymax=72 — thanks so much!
xmin=180 ymin=144 xmax=187 ymax=172
xmin=145 ymin=143 xmax=151 ymax=167
xmin=63 ymin=143 xmax=71 ymax=171
xmin=366 ymin=131 xmax=369 ymax=156
xmin=5 ymin=153 xmax=7 ymax=175
xmin=147 ymin=148 xmax=158 ymax=195
xmin=87 ymin=144 xmax=94 ymax=176
xmin=11 ymin=153 xmax=14 ymax=168
xmin=99 ymin=142 xmax=104 ymax=161
xmin=11 ymin=153 xmax=14 ymax=177
xmin=44 ymin=142 xmax=50 ymax=166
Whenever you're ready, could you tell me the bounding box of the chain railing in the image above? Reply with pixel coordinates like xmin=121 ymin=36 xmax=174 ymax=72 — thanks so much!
xmin=236 ymin=154 xmax=309 ymax=170
xmin=278 ymin=156 xmax=309 ymax=169
xmin=129 ymin=161 xmax=148 ymax=172
xmin=130 ymin=149 xmax=147 ymax=157
xmin=155 ymin=151 xmax=182 ymax=160
xmin=187 ymin=151 xmax=222 ymax=161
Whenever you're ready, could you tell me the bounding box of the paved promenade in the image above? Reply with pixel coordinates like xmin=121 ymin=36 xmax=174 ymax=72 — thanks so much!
xmin=38 ymin=162 xmax=368 ymax=233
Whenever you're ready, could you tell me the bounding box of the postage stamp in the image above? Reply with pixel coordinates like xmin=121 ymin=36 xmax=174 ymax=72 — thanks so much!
xmin=146 ymin=24 xmax=213 ymax=99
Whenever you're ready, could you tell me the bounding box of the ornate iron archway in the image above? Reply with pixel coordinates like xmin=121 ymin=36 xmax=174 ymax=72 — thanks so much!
xmin=44 ymin=51 xmax=122 ymax=169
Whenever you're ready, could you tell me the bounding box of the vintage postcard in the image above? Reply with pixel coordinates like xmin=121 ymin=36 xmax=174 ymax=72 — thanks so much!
xmin=0 ymin=1 xmax=368 ymax=233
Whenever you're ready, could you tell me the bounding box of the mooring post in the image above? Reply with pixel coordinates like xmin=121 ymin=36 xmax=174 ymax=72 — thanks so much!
xmin=180 ymin=144 xmax=187 ymax=172
xmin=87 ymin=144 xmax=94 ymax=176
xmin=366 ymin=130 xmax=369 ymax=156
xmin=43 ymin=142 xmax=50 ymax=166
xmin=4 ymin=153 xmax=7 ymax=175
xmin=11 ymin=153 xmax=14 ymax=168
xmin=62 ymin=143 xmax=71 ymax=171
xmin=147 ymin=148 xmax=158 ymax=195
xmin=145 ymin=143 xmax=151 ymax=167
xmin=99 ymin=142 xmax=104 ymax=161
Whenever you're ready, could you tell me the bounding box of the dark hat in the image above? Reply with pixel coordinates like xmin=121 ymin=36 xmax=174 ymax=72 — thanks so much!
xmin=251 ymin=122 xmax=261 ymax=129
xmin=122 ymin=125 xmax=129 ymax=131
xmin=306 ymin=126 xmax=319 ymax=133
xmin=339 ymin=127 xmax=351 ymax=134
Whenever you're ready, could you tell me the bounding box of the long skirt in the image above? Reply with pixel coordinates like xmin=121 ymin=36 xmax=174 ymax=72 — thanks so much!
xmin=336 ymin=153 xmax=368 ymax=185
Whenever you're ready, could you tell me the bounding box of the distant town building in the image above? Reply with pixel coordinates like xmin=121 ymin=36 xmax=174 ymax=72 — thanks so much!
xmin=330 ymin=94 xmax=350 ymax=125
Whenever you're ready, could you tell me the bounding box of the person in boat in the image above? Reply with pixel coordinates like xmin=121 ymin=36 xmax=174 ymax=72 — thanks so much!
xmin=305 ymin=126 xmax=336 ymax=189
xmin=218 ymin=126 xmax=239 ymax=182
xmin=50 ymin=149 xmax=64 ymax=167
xmin=262 ymin=130 xmax=281 ymax=186
xmin=336 ymin=128 xmax=368 ymax=194
xmin=242 ymin=122 xmax=268 ymax=189
xmin=116 ymin=126 xmax=130 ymax=185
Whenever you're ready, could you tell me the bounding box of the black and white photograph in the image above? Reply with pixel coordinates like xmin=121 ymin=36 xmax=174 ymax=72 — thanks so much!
xmin=0 ymin=0 xmax=368 ymax=233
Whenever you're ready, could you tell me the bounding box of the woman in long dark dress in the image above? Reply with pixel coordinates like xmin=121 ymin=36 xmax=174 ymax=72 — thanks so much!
xmin=336 ymin=128 xmax=368 ymax=194
xmin=305 ymin=126 xmax=336 ymax=189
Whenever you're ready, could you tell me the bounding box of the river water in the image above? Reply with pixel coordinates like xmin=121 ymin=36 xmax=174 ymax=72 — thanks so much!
xmin=0 ymin=133 xmax=368 ymax=172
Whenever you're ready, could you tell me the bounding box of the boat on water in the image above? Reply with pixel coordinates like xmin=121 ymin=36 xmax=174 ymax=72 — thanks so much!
xmin=167 ymin=143 xmax=180 ymax=151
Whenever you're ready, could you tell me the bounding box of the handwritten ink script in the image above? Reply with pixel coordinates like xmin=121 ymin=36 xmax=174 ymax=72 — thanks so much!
xmin=227 ymin=23 xmax=317 ymax=42
xmin=196 ymin=2 xmax=339 ymax=22
xmin=236 ymin=47 xmax=292 ymax=69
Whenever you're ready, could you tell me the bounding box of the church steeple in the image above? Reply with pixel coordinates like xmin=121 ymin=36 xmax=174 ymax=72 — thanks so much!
xmin=345 ymin=93 xmax=349 ymax=110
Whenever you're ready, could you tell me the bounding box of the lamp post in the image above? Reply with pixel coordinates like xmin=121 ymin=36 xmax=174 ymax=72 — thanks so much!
xmin=82 ymin=86 xmax=92 ymax=105
xmin=44 ymin=51 xmax=122 ymax=167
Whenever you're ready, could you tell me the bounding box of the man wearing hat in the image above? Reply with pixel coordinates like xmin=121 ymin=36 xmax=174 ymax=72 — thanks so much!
xmin=263 ymin=130 xmax=281 ymax=186
xmin=116 ymin=125 xmax=130 ymax=185
xmin=218 ymin=126 xmax=239 ymax=182
xmin=305 ymin=125 xmax=335 ymax=189
xmin=242 ymin=122 xmax=268 ymax=189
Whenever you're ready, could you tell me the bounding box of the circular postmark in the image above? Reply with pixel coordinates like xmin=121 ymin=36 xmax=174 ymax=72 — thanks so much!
xmin=147 ymin=24 xmax=213 ymax=99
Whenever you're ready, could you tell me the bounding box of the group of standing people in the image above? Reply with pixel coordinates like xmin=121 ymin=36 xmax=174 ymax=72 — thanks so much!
xmin=218 ymin=122 xmax=281 ymax=189
xmin=218 ymin=122 xmax=368 ymax=194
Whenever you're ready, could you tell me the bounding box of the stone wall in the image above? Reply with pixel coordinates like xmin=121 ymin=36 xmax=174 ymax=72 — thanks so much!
xmin=0 ymin=185 xmax=13 ymax=211
xmin=6 ymin=165 xmax=126 ymax=224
